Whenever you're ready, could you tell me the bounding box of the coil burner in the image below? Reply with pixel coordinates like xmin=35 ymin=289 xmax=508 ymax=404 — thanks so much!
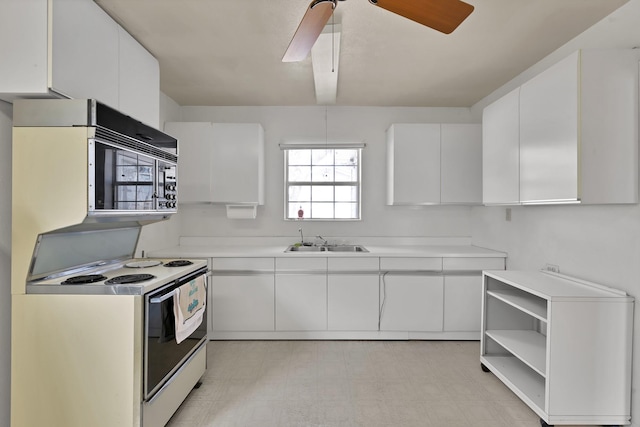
xmin=164 ymin=260 xmax=193 ymax=267
xmin=105 ymin=274 xmax=156 ymax=285
xmin=62 ymin=274 xmax=108 ymax=285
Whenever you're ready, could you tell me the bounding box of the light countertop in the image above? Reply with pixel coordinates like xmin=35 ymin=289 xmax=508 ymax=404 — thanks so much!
xmin=148 ymin=244 xmax=507 ymax=259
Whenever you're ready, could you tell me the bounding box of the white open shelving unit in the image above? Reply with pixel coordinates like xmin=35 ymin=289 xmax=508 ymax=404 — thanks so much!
xmin=481 ymin=270 xmax=634 ymax=427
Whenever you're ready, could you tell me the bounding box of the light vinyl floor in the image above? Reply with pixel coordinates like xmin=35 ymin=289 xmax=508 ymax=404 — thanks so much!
xmin=166 ymin=340 xmax=575 ymax=427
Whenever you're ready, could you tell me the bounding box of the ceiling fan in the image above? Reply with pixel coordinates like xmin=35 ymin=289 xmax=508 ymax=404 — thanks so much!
xmin=282 ymin=0 xmax=475 ymax=62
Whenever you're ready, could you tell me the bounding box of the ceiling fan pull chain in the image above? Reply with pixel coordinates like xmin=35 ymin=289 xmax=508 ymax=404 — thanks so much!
xmin=331 ymin=10 xmax=335 ymax=73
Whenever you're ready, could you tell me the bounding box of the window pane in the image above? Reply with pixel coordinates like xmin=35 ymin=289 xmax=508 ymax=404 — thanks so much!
xmin=289 ymin=185 xmax=311 ymax=202
xmin=311 ymin=166 xmax=334 ymax=182
xmin=284 ymin=147 xmax=360 ymax=220
xmin=334 ymin=166 xmax=358 ymax=182
xmin=335 ymin=185 xmax=357 ymax=202
xmin=288 ymin=149 xmax=311 ymax=165
xmin=288 ymin=166 xmax=311 ymax=182
xmin=335 ymin=203 xmax=358 ymax=219
xmin=311 ymin=203 xmax=334 ymax=218
xmin=312 ymin=149 xmax=333 ymax=165
xmin=116 ymin=166 xmax=139 ymax=182
xmin=335 ymin=149 xmax=358 ymax=166
xmin=312 ymin=186 xmax=333 ymax=202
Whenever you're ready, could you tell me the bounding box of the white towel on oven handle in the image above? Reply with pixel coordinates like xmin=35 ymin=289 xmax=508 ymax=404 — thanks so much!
xmin=173 ymin=275 xmax=206 ymax=344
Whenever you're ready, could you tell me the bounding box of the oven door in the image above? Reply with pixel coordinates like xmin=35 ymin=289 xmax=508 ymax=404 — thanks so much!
xmin=143 ymin=267 xmax=208 ymax=400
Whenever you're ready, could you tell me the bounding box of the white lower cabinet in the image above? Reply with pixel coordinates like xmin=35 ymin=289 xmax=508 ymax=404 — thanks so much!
xmin=481 ymin=270 xmax=633 ymax=426
xmin=327 ymin=258 xmax=380 ymax=331
xmin=379 ymin=274 xmax=444 ymax=332
xmin=210 ymin=258 xmax=274 ymax=332
xmin=211 ymin=275 xmax=275 ymax=331
xmin=206 ymin=254 xmax=505 ymax=339
xmin=443 ymin=275 xmax=482 ymax=332
xmin=275 ymin=258 xmax=327 ymax=331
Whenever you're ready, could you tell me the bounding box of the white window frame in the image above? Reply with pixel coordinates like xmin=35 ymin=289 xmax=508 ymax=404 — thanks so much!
xmin=281 ymin=143 xmax=364 ymax=221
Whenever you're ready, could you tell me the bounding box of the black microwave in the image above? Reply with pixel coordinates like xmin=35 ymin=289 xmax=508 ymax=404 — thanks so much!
xmin=91 ymin=139 xmax=177 ymax=213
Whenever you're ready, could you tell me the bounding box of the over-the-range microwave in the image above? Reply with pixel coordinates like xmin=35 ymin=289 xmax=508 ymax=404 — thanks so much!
xmin=13 ymin=99 xmax=179 ymax=223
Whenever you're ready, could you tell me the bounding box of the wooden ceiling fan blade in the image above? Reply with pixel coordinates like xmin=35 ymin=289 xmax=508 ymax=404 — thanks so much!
xmin=371 ymin=0 xmax=474 ymax=34
xmin=282 ymin=0 xmax=336 ymax=62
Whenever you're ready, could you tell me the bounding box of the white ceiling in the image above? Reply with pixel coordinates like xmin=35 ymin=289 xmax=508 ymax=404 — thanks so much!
xmin=95 ymin=0 xmax=628 ymax=107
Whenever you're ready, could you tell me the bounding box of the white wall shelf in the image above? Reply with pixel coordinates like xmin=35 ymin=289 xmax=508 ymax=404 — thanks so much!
xmin=486 ymin=289 xmax=547 ymax=321
xmin=481 ymin=270 xmax=634 ymax=426
xmin=482 ymin=355 xmax=546 ymax=412
xmin=485 ymin=330 xmax=546 ymax=376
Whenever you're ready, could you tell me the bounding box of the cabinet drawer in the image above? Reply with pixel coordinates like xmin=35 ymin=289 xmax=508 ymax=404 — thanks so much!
xmin=211 ymin=257 xmax=274 ymax=272
xmin=276 ymin=257 xmax=327 ymax=272
xmin=443 ymin=257 xmax=505 ymax=271
xmin=328 ymin=257 xmax=379 ymax=272
xmin=380 ymin=257 xmax=442 ymax=271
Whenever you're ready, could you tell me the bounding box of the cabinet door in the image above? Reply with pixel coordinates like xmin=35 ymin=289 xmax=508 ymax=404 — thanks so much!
xmin=379 ymin=275 xmax=443 ymax=331
xmin=444 ymin=275 xmax=482 ymax=332
xmin=275 ymin=274 xmax=327 ymax=331
xmin=386 ymin=124 xmax=441 ymax=205
xmin=118 ymin=27 xmax=160 ymax=128
xmin=328 ymin=274 xmax=379 ymax=331
xmin=211 ymin=123 xmax=265 ymax=204
xmin=441 ymin=124 xmax=482 ymax=204
xmin=211 ymin=274 xmax=275 ymax=331
xmin=482 ymin=87 xmax=520 ymax=204
xmin=0 ymin=0 xmax=49 ymax=99
xmin=164 ymin=122 xmax=214 ymax=203
xmin=519 ymin=51 xmax=579 ymax=203
xmin=51 ymin=0 xmax=119 ymax=107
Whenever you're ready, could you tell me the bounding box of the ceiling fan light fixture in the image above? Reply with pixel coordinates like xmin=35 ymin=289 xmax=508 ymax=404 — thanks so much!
xmin=312 ymin=24 xmax=341 ymax=104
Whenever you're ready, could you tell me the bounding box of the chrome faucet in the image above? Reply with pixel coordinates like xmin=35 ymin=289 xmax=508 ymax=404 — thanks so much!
xmin=298 ymin=228 xmax=304 ymax=245
xmin=315 ymin=235 xmax=328 ymax=246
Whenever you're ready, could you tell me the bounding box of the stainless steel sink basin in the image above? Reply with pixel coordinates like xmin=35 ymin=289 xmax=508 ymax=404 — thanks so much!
xmin=325 ymin=245 xmax=369 ymax=252
xmin=285 ymin=245 xmax=326 ymax=252
xmin=285 ymin=244 xmax=368 ymax=253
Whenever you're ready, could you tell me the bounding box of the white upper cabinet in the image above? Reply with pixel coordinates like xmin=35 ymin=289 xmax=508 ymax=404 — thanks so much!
xmin=50 ymin=0 xmax=119 ymax=107
xmin=210 ymin=123 xmax=265 ymax=205
xmin=441 ymin=124 xmax=482 ymax=204
xmin=118 ymin=27 xmax=160 ymax=128
xmin=0 ymin=0 xmax=160 ymax=128
xmin=164 ymin=122 xmax=214 ymax=203
xmin=387 ymin=123 xmax=482 ymax=205
xmin=483 ymin=49 xmax=639 ymax=205
xmin=387 ymin=124 xmax=440 ymax=205
xmin=482 ymin=87 xmax=520 ymax=205
xmin=164 ymin=122 xmax=265 ymax=206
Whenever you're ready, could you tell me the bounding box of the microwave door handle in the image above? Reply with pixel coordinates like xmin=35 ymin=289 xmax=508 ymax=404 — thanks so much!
xmin=149 ymin=290 xmax=176 ymax=304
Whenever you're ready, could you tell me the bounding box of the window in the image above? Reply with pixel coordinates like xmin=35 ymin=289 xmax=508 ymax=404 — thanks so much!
xmin=283 ymin=145 xmax=363 ymax=220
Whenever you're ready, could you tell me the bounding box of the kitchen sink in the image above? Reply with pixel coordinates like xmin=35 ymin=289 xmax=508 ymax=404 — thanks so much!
xmin=285 ymin=244 xmax=369 ymax=253
xmin=285 ymin=245 xmax=326 ymax=252
xmin=325 ymin=245 xmax=369 ymax=252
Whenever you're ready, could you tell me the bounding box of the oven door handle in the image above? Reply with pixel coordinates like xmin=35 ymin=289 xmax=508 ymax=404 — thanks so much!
xmin=149 ymin=290 xmax=176 ymax=304
xmin=149 ymin=276 xmax=207 ymax=304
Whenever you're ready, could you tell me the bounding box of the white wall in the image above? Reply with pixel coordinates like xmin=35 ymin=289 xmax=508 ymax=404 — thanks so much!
xmin=470 ymin=1 xmax=640 ymax=424
xmin=0 ymin=100 xmax=12 ymax=427
xmin=176 ymin=105 xmax=478 ymax=240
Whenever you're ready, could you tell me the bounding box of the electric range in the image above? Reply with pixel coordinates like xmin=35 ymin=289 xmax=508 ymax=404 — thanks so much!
xmin=26 ymin=258 xmax=208 ymax=295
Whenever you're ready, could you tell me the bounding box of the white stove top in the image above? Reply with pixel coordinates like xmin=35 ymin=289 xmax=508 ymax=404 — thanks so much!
xmin=27 ymin=258 xmax=208 ymax=295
